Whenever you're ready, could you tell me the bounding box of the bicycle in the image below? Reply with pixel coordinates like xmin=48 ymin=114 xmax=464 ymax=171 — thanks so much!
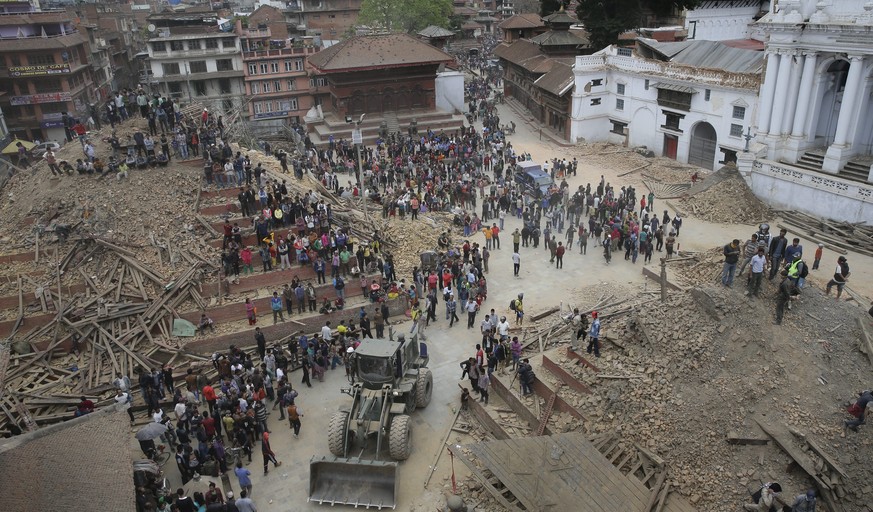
xmin=147 ymin=444 xmax=171 ymax=467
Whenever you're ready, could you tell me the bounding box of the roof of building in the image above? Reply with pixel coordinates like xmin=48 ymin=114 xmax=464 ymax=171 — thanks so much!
xmin=494 ymin=39 xmax=565 ymax=74
xmin=453 ymin=6 xmax=478 ymax=16
xmin=720 ymin=38 xmax=766 ymax=51
xmin=529 ymin=29 xmax=588 ymax=47
xmin=498 ymin=13 xmax=544 ymax=30
xmin=0 ymin=11 xmax=70 ymax=26
xmin=0 ymin=32 xmax=87 ymax=51
xmin=638 ymin=38 xmax=764 ymax=74
xmin=0 ymin=408 xmax=135 ymax=512
xmin=418 ymin=25 xmax=455 ymax=38
xmin=542 ymin=7 xmax=578 ymax=25
xmin=534 ymin=59 xmax=575 ymax=96
xmin=308 ymin=33 xmax=454 ymax=73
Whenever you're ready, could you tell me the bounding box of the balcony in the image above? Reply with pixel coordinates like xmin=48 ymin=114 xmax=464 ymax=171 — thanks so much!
xmin=242 ymin=46 xmax=316 ymax=60
xmin=241 ymin=27 xmax=271 ymax=39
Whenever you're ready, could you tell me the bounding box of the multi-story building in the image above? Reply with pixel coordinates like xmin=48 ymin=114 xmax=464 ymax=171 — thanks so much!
xmin=77 ymin=2 xmax=144 ymax=91
xmin=239 ymin=5 xmax=321 ymax=130
xmin=571 ymin=39 xmax=762 ymax=170
xmin=0 ymin=2 xmax=96 ymax=142
xmin=146 ymin=12 xmax=246 ymax=113
xmin=284 ymin=0 xmax=363 ymax=41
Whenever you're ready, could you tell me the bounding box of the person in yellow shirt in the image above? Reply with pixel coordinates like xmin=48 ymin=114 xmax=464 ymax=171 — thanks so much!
xmin=483 ymin=226 xmax=493 ymax=250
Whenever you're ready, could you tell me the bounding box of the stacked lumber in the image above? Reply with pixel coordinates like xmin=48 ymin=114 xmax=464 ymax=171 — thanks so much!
xmin=778 ymin=210 xmax=873 ymax=257
xmin=0 ymin=238 xmax=210 ymax=433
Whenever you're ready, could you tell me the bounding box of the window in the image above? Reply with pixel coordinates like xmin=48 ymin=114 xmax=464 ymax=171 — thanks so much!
xmin=189 ymin=61 xmax=207 ymax=74
xmin=730 ymin=123 xmax=744 ymax=137
xmin=287 ymin=79 xmax=297 ymax=91
xmin=720 ymin=147 xmax=738 ymax=165
xmin=309 ymin=77 xmax=327 ymax=87
xmin=187 ymin=40 xmax=202 ymax=51
xmin=617 ymin=83 xmax=625 ymax=95
xmin=590 ymin=98 xmax=601 ymax=106
xmin=251 ymin=82 xmax=260 ymax=94
xmin=294 ymin=59 xmax=303 ymax=71
xmin=732 ymin=106 xmax=746 ymax=120
xmin=271 ymin=61 xmax=279 ymax=73
xmin=162 ymin=62 xmax=181 ymax=75
xmin=223 ymin=99 xmax=234 ymax=111
xmin=704 ymin=89 xmax=711 ymax=101
xmin=274 ymin=80 xmax=282 ymax=92
xmin=222 ymin=38 xmax=236 ymax=49
xmin=216 ymin=59 xmax=233 ymax=72
xmin=28 ymin=54 xmax=56 ymax=66
xmin=170 ymin=40 xmax=184 ymax=51
xmin=591 ymin=78 xmax=603 ymax=86
xmin=218 ymin=78 xmax=231 ymax=94
xmin=205 ymin=38 xmax=219 ymax=49
xmin=192 ymin=81 xmax=207 ymax=96
xmin=616 ymin=98 xmax=624 ymax=111
xmin=644 ymin=79 xmax=649 ymax=90
xmin=610 ymin=120 xmax=627 ymax=135
xmin=248 ymin=63 xmax=258 ymax=75
xmin=657 ymin=89 xmax=693 ymax=111
xmin=662 ymin=111 xmax=684 ymax=132
xmin=288 ymin=98 xmax=298 ymax=110
xmin=284 ymin=60 xmax=293 ymax=72
xmin=617 ymin=47 xmax=632 ymax=57
xmin=168 ymin=82 xmax=182 ymax=97
xmin=152 ymin=41 xmax=166 ymax=52
xmin=263 ymin=81 xmax=272 ymax=93
xmin=34 ymin=78 xmax=61 ymax=93
xmin=259 ymin=63 xmax=268 ymax=74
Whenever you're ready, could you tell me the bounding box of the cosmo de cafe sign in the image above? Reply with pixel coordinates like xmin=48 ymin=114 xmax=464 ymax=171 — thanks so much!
xmin=9 ymin=62 xmax=71 ymax=78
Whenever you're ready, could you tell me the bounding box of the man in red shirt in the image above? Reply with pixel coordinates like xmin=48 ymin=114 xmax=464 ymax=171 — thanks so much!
xmin=555 ymin=242 xmax=566 ymax=269
xmin=202 ymin=411 xmax=216 ymax=439
xmin=490 ymin=224 xmax=500 ymax=250
xmin=202 ymin=382 xmax=217 ymax=415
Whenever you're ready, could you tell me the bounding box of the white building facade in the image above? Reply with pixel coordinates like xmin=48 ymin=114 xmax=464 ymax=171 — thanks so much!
xmin=684 ymin=0 xmax=767 ymax=41
xmin=147 ymin=30 xmax=246 ymax=112
xmin=570 ymin=45 xmax=761 ymax=171
xmin=736 ymin=0 xmax=873 ymax=223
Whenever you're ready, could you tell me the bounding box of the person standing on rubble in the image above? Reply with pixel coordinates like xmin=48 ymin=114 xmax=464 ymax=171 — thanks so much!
xmin=845 ymin=390 xmax=873 ymax=431
xmin=775 ymin=269 xmax=800 ymax=325
xmin=722 ymin=239 xmax=741 ymax=287
xmin=737 ymin=234 xmax=760 ymax=277
xmin=768 ymin=229 xmax=788 ymax=280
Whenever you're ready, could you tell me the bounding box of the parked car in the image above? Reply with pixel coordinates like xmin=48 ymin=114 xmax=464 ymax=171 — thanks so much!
xmin=32 ymin=141 xmax=61 ymax=159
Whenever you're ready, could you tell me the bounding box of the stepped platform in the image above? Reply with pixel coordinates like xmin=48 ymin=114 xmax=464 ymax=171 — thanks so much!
xmin=307 ymin=109 xmax=465 ymax=146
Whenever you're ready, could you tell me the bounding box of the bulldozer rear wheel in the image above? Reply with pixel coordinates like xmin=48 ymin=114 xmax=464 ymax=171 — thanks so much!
xmin=388 ymin=414 xmax=412 ymax=460
xmin=415 ymin=368 xmax=433 ymax=408
xmin=328 ymin=411 xmax=350 ymax=457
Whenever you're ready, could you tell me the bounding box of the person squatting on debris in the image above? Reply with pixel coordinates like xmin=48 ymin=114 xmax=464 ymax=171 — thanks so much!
xmin=845 ymin=389 xmax=873 ymax=431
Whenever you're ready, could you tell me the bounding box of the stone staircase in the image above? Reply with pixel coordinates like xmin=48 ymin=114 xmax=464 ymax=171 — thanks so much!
xmin=383 ymin=112 xmax=400 ymax=136
xmin=783 ymin=151 xmax=870 ymax=184
xmin=842 ymin=160 xmax=871 ymax=183
xmin=307 ymin=109 xmax=465 ymax=146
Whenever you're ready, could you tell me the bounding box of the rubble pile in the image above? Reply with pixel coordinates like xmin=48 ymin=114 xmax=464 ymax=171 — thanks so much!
xmin=571 ymin=142 xmax=703 ymax=184
xmin=680 ymin=174 xmax=771 ymax=224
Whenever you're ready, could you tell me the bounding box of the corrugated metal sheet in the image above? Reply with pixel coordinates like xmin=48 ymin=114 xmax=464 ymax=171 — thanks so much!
xmin=640 ymin=38 xmax=764 ymax=74
xmin=534 ymin=61 xmax=574 ymax=96
xmin=653 ymin=82 xmax=698 ymax=94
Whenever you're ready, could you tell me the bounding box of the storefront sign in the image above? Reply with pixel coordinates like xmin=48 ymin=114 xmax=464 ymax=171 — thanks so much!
xmin=9 ymin=63 xmax=71 ymax=77
xmin=10 ymin=92 xmax=72 ymax=105
xmin=253 ymin=110 xmax=289 ymax=119
xmin=41 ymin=120 xmax=65 ymax=129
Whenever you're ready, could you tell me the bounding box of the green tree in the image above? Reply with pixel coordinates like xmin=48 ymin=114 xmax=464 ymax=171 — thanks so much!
xmin=358 ymin=0 xmax=453 ymax=34
xmin=576 ymin=1 xmax=701 ymax=50
xmin=539 ymin=0 xmax=568 ymax=17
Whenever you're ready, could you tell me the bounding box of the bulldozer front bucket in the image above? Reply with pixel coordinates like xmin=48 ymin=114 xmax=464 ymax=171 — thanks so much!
xmin=309 ymin=455 xmax=399 ymax=510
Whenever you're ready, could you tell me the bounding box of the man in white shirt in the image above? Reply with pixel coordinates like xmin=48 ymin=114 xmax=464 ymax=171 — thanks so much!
xmin=116 ymin=389 xmax=134 ymax=424
xmin=497 ymin=316 xmax=510 ymax=342
xmin=747 ymin=246 xmax=767 ymax=297
xmin=512 ymin=252 xmax=521 ymax=277
xmin=321 ymin=321 xmax=333 ymax=342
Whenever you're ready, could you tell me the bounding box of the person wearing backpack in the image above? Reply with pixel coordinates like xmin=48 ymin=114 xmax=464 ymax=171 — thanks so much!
xmin=334 ymin=275 xmax=345 ymax=300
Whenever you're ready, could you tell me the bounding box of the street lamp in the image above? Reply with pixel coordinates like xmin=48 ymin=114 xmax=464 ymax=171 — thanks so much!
xmin=743 ymin=126 xmax=755 ymax=153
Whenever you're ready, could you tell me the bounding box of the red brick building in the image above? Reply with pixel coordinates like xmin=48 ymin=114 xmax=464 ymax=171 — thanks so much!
xmin=307 ymin=33 xmax=455 ymax=117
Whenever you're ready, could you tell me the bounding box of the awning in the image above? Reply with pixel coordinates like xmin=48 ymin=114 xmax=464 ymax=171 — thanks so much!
xmin=653 ymin=82 xmax=698 ymax=94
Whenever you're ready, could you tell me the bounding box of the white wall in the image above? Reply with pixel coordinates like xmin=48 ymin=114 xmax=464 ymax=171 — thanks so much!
xmin=745 ymin=159 xmax=873 ymax=223
xmin=685 ymin=1 xmax=763 ymax=41
xmin=435 ymin=70 xmax=466 ymax=114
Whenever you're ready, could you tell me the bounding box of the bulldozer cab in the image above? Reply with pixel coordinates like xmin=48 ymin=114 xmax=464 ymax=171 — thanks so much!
xmin=353 ymin=334 xmax=426 ymax=390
